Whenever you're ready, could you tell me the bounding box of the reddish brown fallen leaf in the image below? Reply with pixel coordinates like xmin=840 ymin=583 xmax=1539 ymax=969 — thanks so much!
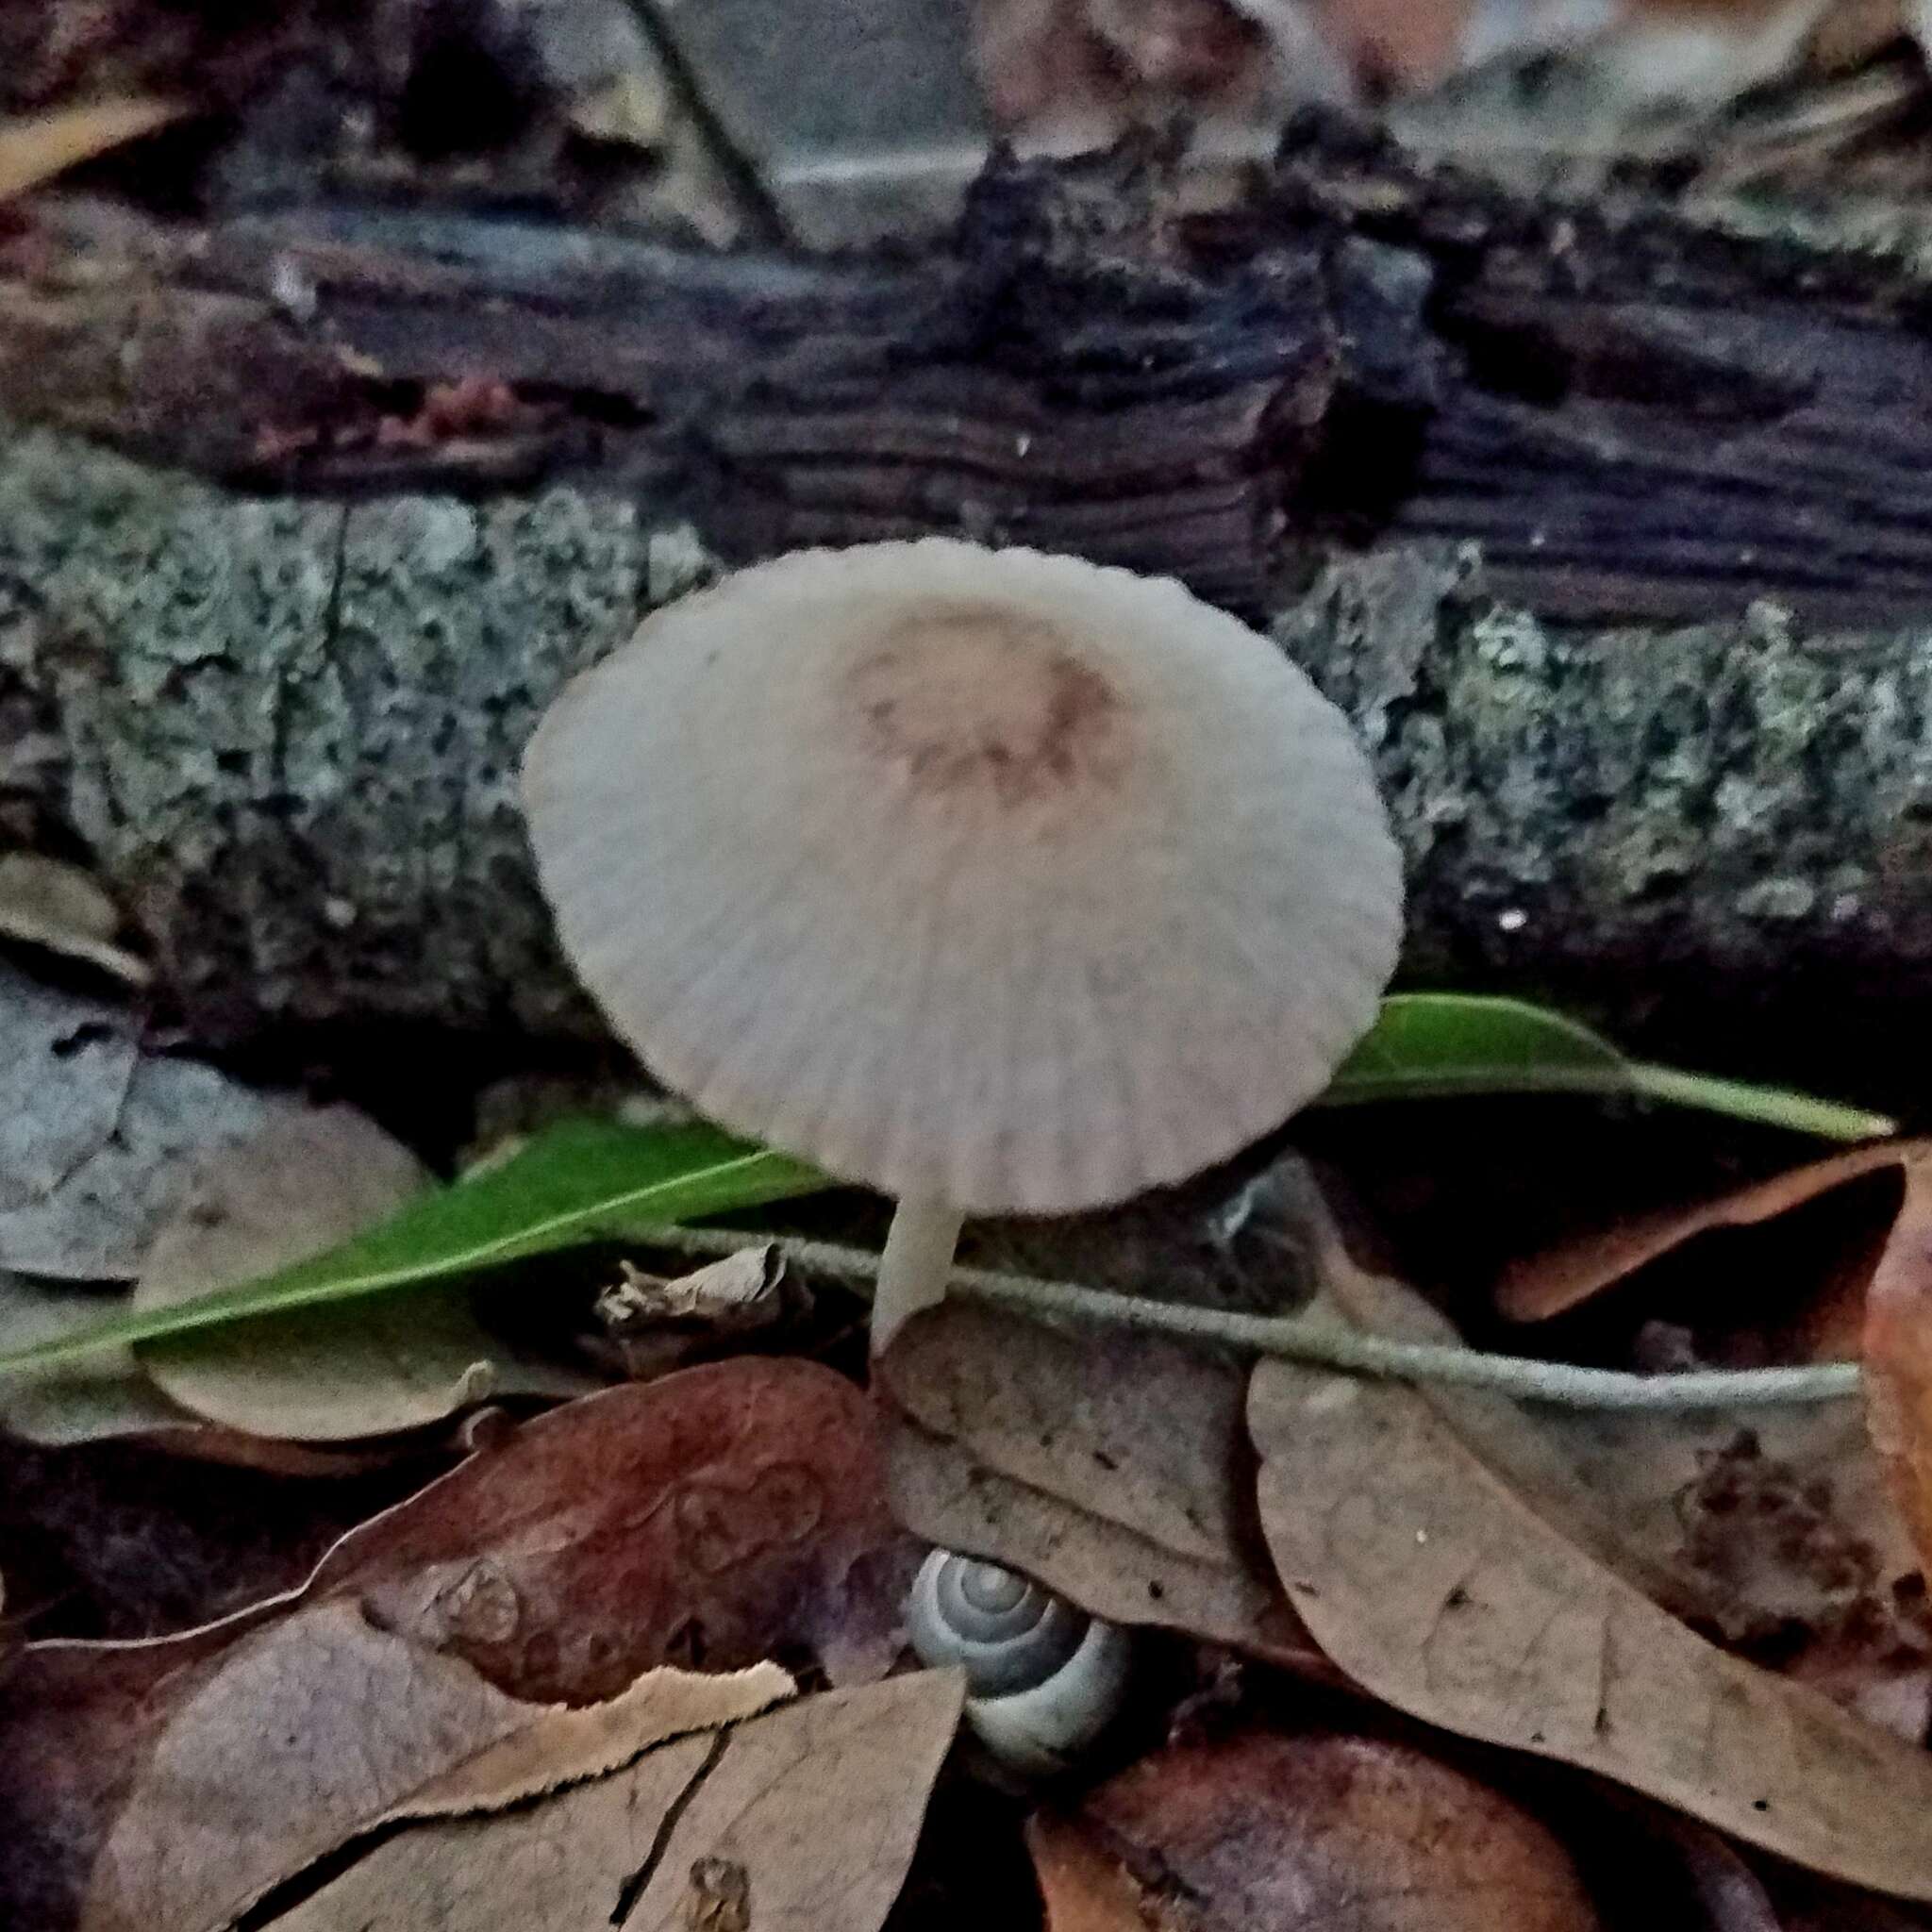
xmin=1249 ymin=1348 xmax=1932 ymax=1899
xmin=0 ymin=1358 xmax=918 ymax=1930
xmin=0 ymin=96 xmax=183 ymax=202
xmin=1496 ymin=1142 xmax=1911 ymax=1324
xmin=312 ymin=1357 xmax=918 ymax=1702
xmin=1029 ymin=1727 xmax=1601 ymax=1930
xmin=81 ymin=1605 xmax=791 ymax=1932
xmin=879 ymin=1298 xmax=1319 ymax=1667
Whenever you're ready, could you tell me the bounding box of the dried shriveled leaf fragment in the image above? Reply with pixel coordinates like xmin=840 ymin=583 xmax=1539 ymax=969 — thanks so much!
xmin=1249 ymin=1351 xmax=1932 ymax=1899
xmin=880 ymin=1298 xmax=1315 ymax=1662
xmin=1030 ymin=1727 xmax=1600 ymax=1930
xmin=267 ymin=1673 xmax=963 ymax=1932
xmin=134 ymin=1107 xmax=587 ymax=1441
xmin=594 ymin=1244 xmax=802 ymax=1380
xmin=81 ymin=1596 xmax=792 ymax=1932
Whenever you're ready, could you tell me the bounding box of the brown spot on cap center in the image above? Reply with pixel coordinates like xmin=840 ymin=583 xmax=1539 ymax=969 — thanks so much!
xmin=845 ymin=606 xmax=1132 ymax=809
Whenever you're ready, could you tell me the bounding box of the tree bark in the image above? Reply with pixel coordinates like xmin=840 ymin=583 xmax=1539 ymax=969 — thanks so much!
xmin=3 ymin=133 xmax=1931 ymax=1051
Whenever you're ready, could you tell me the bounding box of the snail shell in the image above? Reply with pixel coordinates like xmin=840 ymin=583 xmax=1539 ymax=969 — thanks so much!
xmin=907 ymin=1550 xmax=1133 ymax=1774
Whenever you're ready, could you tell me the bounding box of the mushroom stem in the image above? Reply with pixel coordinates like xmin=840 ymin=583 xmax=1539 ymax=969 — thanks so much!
xmin=874 ymin=1196 xmax=967 ymax=1354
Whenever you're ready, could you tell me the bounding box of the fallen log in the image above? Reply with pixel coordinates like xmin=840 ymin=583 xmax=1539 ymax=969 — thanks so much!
xmin=2 ymin=134 xmax=1930 ymax=1060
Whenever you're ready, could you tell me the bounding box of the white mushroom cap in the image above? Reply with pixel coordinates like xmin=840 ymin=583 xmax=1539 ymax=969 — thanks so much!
xmin=523 ymin=540 xmax=1401 ymax=1215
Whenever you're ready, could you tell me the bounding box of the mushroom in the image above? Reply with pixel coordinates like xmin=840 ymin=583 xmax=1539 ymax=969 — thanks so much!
xmin=522 ymin=539 xmax=1401 ymax=1350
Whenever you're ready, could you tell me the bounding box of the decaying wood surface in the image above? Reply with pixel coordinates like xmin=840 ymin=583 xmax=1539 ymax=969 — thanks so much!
xmin=3 ymin=128 xmax=1931 ymax=1052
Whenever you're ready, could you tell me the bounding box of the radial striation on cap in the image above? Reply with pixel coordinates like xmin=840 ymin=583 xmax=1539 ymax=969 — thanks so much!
xmin=523 ymin=540 xmax=1402 ymax=1215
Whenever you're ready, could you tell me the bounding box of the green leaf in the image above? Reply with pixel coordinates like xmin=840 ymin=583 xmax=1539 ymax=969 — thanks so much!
xmin=0 ymin=1117 xmax=828 ymax=1375
xmin=1319 ymin=993 xmax=1894 ymax=1141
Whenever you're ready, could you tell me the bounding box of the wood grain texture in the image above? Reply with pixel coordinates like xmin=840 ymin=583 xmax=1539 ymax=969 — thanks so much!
xmin=4 ymin=129 xmax=1932 ymax=1052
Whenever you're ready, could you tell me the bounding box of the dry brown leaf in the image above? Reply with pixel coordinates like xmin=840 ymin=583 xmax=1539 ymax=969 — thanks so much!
xmin=1249 ymin=1347 xmax=1932 ymax=1898
xmin=1336 ymin=1232 xmax=1931 ymax=1739
xmin=1809 ymin=0 xmax=1912 ymax=70
xmin=879 ymin=1297 xmax=1318 ymax=1665
xmin=1861 ymin=1152 xmax=1932 ymax=1596
xmin=0 ymin=1358 xmax=917 ymax=1927
xmin=134 ymin=1106 xmax=590 ymax=1441
xmin=80 ymin=1601 xmax=791 ymax=1932
xmin=0 ymin=1622 xmax=280 ymax=1932
xmin=1496 ymin=1142 xmax=1911 ymax=1324
xmin=395 ymin=1660 xmax=794 ymax=1819
xmin=266 ymin=1672 xmax=962 ymax=1932
xmin=594 ymin=1245 xmax=802 ymax=1381
xmin=79 ymin=1602 xmax=779 ymax=1932
xmin=0 ymin=95 xmax=183 ymax=201
xmin=1029 ymin=1727 xmax=1600 ymax=1930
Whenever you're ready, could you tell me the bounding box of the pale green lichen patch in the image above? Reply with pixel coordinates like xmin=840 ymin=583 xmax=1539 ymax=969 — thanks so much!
xmin=1276 ymin=546 xmax=1932 ymax=997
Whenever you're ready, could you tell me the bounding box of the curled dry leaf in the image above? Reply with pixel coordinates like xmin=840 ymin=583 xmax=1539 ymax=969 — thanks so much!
xmin=1249 ymin=1344 xmax=1932 ymax=1899
xmin=879 ymin=1297 xmax=1318 ymax=1665
xmin=594 ymin=1244 xmax=802 ymax=1381
xmin=1028 ymin=1727 xmax=1601 ymax=1931
xmin=265 ymin=1672 xmax=962 ymax=1932
xmin=81 ymin=1598 xmax=791 ymax=1932
xmin=1496 ymin=1141 xmax=1912 ymax=1324
xmin=0 ymin=1358 xmax=918 ymax=1927
xmin=134 ymin=1106 xmax=591 ymax=1441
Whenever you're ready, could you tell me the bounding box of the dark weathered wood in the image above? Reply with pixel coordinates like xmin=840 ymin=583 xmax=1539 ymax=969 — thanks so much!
xmin=5 ymin=134 xmax=1932 ymax=1064
xmin=9 ymin=138 xmax=1932 ymax=624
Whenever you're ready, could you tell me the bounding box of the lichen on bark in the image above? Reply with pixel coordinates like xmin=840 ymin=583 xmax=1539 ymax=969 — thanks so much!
xmin=7 ymin=424 xmax=1932 ymax=1046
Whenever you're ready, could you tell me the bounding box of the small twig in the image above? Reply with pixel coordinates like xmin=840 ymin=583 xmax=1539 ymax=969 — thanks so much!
xmin=629 ymin=1224 xmax=1862 ymax=1410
